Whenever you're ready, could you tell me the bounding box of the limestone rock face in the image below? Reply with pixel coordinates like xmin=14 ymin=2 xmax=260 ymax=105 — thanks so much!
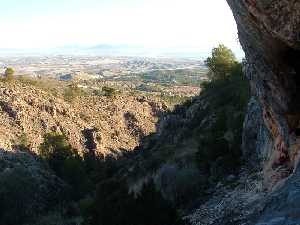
xmin=227 ymin=0 xmax=300 ymax=223
xmin=242 ymin=97 xmax=273 ymax=171
xmin=227 ymin=0 xmax=300 ymax=185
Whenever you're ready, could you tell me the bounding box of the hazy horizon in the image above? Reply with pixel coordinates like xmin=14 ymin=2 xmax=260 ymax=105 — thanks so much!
xmin=0 ymin=0 xmax=244 ymax=58
xmin=0 ymin=44 xmax=244 ymax=60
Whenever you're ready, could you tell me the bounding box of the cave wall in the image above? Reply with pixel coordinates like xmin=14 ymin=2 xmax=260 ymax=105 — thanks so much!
xmin=227 ymin=0 xmax=300 ymax=188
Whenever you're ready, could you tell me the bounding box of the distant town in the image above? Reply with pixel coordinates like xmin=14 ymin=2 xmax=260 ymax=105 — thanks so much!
xmin=0 ymin=56 xmax=208 ymax=97
xmin=0 ymin=56 xmax=205 ymax=78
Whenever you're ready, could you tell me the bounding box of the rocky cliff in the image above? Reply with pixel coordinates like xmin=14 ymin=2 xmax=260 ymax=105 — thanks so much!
xmin=226 ymin=0 xmax=300 ymax=224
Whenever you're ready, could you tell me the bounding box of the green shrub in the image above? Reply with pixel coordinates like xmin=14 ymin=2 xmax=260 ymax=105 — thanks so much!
xmin=156 ymin=165 xmax=206 ymax=207
xmin=39 ymin=132 xmax=90 ymax=200
xmin=63 ymin=84 xmax=84 ymax=102
xmin=197 ymin=110 xmax=244 ymax=181
xmin=92 ymin=89 xmax=102 ymax=96
xmin=13 ymin=133 xmax=30 ymax=151
xmin=205 ymin=44 xmax=237 ymax=80
xmin=18 ymin=75 xmax=38 ymax=85
xmin=3 ymin=67 xmax=15 ymax=82
xmin=0 ymin=166 xmax=37 ymax=225
xmin=194 ymin=45 xmax=250 ymax=182
xmin=88 ymin=179 xmax=183 ymax=225
xmin=102 ymin=86 xmax=117 ymax=97
xmin=134 ymin=180 xmax=183 ymax=225
xmin=17 ymin=76 xmax=60 ymax=96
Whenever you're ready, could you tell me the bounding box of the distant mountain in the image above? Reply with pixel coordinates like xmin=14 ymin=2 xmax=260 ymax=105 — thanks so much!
xmin=0 ymin=44 xmax=244 ymax=59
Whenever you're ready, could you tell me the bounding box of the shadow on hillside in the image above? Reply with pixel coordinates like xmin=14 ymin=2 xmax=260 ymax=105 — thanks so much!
xmin=1 ymin=70 xmax=250 ymax=225
xmin=0 ymin=95 xmax=195 ymax=225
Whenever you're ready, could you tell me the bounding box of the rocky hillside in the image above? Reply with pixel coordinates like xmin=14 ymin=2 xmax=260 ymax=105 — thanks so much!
xmin=0 ymin=80 xmax=166 ymax=155
xmin=1 ymin=1 xmax=299 ymax=224
xmin=117 ymin=2 xmax=300 ymax=224
xmin=118 ymin=64 xmax=251 ymax=215
xmin=0 ymin=55 xmax=252 ymax=225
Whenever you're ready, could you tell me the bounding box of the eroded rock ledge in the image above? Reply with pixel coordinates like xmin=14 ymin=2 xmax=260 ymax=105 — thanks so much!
xmin=227 ymin=0 xmax=300 ymax=187
xmin=226 ymin=0 xmax=300 ymax=224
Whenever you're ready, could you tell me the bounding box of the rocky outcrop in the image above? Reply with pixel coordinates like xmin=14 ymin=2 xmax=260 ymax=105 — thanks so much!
xmin=186 ymin=170 xmax=266 ymax=225
xmin=226 ymin=0 xmax=300 ymax=224
xmin=0 ymin=82 xmax=166 ymax=155
xmin=227 ymin=0 xmax=300 ymax=187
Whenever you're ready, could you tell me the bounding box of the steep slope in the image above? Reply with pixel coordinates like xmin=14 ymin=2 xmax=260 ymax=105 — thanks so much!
xmin=0 ymin=80 xmax=166 ymax=155
xmin=122 ymin=70 xmax=250 ymax=213
xmin=0 ymin=149 xmax=66 ymax=225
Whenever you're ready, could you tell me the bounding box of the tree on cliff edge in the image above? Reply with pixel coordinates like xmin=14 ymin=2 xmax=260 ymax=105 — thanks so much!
xmin=205 ymin=44 xmax=237 ymax=80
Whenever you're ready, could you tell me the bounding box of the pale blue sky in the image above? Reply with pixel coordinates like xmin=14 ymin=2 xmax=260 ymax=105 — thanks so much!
xmin=0 ymin=0 xmax=243 ymax=56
